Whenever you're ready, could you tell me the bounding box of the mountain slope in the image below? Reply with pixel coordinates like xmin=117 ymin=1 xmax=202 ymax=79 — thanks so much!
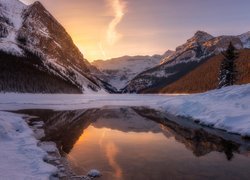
xmin=0 ymin=0 xmax=112 ymax=93
xmin=0 ymin=50 xmax=81 ymax=93
xmin=157 ymin=49 xmax=250 ymax=94
xmin=92 ymin=51 xmax=174 ymax=90
xmin=123 ymin=31 xmax=248 ymax=93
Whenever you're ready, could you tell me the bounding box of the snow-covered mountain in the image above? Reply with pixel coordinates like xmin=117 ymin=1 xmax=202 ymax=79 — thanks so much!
xmin=239 ymin=31 xmax=250 ymax=48
xmin=123 ymin=31 xmax=250 ymax=93
xmin=0 ymin=0 xmax=114 ymax=93
xmin=92 ymin=51 xmax=174 ymax=90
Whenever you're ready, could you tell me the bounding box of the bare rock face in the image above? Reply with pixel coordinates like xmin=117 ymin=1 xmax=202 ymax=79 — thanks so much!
xmin=123 ymin=31 xmax=247 ymax=93
xmin=0 ymin=20 xmax=8 ymax=38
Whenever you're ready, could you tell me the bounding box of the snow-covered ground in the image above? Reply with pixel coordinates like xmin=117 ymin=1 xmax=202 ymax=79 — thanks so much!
xmin=157 ymin=84 xmax=250 ymax=137
xmin=0 ymin=111 xmax=57 ymax=179
xmin=0 ymin=84 xmax=249 ymax=178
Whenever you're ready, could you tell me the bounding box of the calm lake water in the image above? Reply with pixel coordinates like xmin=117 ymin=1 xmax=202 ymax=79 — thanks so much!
xmin=19 ymin=107 xmax=250 ymax=180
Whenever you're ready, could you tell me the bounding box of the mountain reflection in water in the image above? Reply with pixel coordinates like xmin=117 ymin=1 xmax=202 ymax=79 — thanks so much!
xmin=18 ymin=107 xmax=250 ymax=180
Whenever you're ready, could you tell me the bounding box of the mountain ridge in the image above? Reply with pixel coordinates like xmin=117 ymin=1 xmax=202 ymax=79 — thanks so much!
xmin=92 ymin=51 xmax=174 ymax=90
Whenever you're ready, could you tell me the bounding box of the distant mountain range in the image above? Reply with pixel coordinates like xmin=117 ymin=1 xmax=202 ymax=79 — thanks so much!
xmin=0 ymin=0 xmax=249 ymax=94
xmin=92 ymin=51 xmax=174 ymax=90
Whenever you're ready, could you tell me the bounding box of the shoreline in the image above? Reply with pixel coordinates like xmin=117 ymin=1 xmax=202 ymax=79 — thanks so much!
xmin=24 ymin=115 xmax=92 ymax=180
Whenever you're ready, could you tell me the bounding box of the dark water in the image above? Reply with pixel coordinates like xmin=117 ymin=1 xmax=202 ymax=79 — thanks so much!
xmin=18 ymin=107 xmax=250 ymax=180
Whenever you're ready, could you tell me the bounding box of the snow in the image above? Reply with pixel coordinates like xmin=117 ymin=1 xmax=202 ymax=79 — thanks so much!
xmin=0 ymin=0 xmax=26 ymax=55
xmin=0 ymin=111 xmax=57 ymax=179
xmin=0 ymin=41 xmax=23 ymax=55
xmin=0 ymin=93 xmax=162 ymax=111
xmin=157 ymin=84 xmax=250 ymax=136
xmin=239 ymin=31 xmax=250 ymax=48
xmin=0 ymin=0 xmax=25 ymax=28
xmin=87 ymin=169 xmax=101 ymax=178
xmin=40 ymin=142 xmax=59 ymax=153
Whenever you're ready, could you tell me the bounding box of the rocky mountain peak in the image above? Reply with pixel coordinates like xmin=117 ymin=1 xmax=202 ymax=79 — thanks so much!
xmin=189 ymin=30 xmax=214 ymax=43
xmin=162 ymin=50 xmax=175 ymax=57
xmin=32 ymin=1 xmax=43 ymax=6
xmin=26 ymin=1 xmax=46 ymax=13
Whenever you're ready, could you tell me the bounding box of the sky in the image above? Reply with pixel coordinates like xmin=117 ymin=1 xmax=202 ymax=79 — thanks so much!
xmin=20 ymin=0 xmax=250 ymax=61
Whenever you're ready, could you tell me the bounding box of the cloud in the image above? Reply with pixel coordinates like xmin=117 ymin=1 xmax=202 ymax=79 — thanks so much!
xmin=98 ymin=42 xmax=108 ymax=59
xmin=106 ymin=0 xmax=127 ymax=45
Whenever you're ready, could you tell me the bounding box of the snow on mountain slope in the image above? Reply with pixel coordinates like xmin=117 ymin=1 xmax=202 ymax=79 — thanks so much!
xmin=0 ymin=0 xmax=112 ymax=94
xmin=239 ymin=31 xmax=250 ymax=48
xmin=124 ymin=31 xmax=248 ymax=93
xmin=92 ymin=54 xmax=171 ymax=90
xmin=160 ymin=31 xmax=214 ymax=64
xmin=0 ymin=0 xmax=25 ymax=54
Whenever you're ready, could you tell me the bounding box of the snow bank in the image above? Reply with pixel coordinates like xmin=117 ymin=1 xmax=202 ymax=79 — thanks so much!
xmin=157 ymin=84 xmax=250 ymax=136
xmin=0 ymin=111 xmax=57 ymax=179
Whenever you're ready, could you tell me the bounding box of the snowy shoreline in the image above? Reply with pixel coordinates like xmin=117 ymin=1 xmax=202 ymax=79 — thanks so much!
xmin=156 ymin=84 xmax=250 ymax=137
xmin=0 ymin=111 xmax=57 ymax=179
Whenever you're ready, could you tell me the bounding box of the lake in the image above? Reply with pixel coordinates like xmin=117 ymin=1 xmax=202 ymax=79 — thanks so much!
xmin=18 ymin=107 xmax=250 ymax=180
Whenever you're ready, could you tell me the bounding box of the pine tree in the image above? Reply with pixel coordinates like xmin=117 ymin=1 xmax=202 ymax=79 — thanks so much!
xmin=218 ymin=42 xmax=238 ymax=88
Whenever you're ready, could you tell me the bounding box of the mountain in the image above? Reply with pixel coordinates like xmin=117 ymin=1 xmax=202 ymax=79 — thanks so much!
xmin=92 ymin=51 xmax=174 ymax=91
xmin=123 ymin=31 xmax=250 ymax=93
xmin=158 ymin=49 xmax=250 ymax=93
xmin=0 ymin=0 xmax=114 ymax=93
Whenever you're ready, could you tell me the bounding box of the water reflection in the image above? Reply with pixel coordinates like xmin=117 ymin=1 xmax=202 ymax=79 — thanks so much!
xmin=133 ymin=108 xmax=240 ymax=160
xmin=18 ymin=107 xmax=250 ymax=180
xmin=105 ymin=142 xmax=122 ymax=179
